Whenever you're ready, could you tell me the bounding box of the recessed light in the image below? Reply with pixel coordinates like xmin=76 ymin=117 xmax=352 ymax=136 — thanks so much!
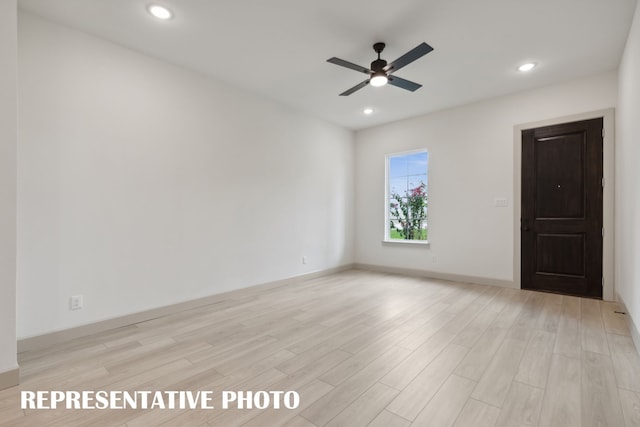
xmin=517 ymin=62 xmax=536 ymax=72
xmin=148 ymin=4 xmax=173 ymax=20
xmin=363 ymin=108 xmax=374 ymax=115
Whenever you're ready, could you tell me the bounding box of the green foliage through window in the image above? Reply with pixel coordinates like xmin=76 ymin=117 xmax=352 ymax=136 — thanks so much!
xmin=387 ymin=151 xmax=428 ymax=241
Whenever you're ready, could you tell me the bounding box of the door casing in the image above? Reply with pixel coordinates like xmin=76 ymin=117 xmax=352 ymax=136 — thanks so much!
xmin=513 ymin=109 xmax=615 ymax=300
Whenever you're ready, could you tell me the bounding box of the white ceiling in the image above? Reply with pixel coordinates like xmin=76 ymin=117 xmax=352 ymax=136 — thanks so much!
xmin=18 ymin=0 xmax=638 ymax=130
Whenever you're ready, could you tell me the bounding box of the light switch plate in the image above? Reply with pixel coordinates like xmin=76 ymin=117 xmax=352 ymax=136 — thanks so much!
xmin=495 ymin=198 xmax=508 ymax=207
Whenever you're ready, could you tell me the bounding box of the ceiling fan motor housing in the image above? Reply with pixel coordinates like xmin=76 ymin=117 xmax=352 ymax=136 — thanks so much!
xmin=371 ymin=59 xmax=387 ymax=73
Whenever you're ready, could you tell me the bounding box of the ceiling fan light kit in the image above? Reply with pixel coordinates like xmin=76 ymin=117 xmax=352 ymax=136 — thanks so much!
xmin=327 ymin=41 xmax=433 ymax=96
xmin=370 ymin=73 xmax=388 ymax=87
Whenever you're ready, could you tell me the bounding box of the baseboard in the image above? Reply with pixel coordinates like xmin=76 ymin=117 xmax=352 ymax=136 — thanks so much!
xmin=18 ymin=264 xmax=354 ymax=353
xmin=630 ymin=314 xmax=640 ymax=355
xmin=615 ymin=292 xmax=640 ymax=354
xmin=353 ymin=263 xmax=515 ymax=288
xmin=0 ymin=367 xmax=19 ymax=390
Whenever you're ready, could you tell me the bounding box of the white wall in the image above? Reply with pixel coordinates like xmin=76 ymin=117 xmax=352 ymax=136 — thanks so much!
xmin=0 ymin=0 xmax=18 ymax=381
xmin=355 ymin=72 xmax=617 ymax=285
xmin=17 ymin=13 xmax=355 ymax=339
xmin=616 ymin=1 xmax=640 ymax=344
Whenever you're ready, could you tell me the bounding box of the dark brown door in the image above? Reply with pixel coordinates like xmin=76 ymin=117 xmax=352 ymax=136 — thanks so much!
xmin=521 ymin=118 xmax=603 ymax=298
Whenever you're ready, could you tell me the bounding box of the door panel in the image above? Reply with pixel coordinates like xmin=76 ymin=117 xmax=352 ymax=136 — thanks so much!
xmin=536 ymin=233 xmax=584 ymax=277
xmin=521 ymin=118 xmax=603 ymax=298
xmin=535 ymin=134 xmax=585 ymax=219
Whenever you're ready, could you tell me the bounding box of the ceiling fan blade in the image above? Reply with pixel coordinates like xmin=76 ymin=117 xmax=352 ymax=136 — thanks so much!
xmin=327 ymin=57 xmax=371 ymax=75
xmin=384 ymin=42 xmax=433 ymax=74
xmin=339 ymin=79 xmax=370 ymax=96
xmin=387 ymin=75 xmax=422 ymax=92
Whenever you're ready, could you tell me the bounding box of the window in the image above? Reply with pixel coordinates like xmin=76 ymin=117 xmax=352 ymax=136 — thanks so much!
xmin=386 ymin=150 xmax=428 ymax=242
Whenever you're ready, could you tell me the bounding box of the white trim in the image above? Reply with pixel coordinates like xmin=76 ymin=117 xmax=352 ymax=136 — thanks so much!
xmin=354 ymin=263 xmax=513 ymax=288
xmin=614 ymin=293 xmax=640 ymax=354
xmin=384 ymin=148 xmax=429 ymax=243
xmin=513 ymin=109 xmax=615 ymax=300
xmin=629 ymin=311 xmax=640 ymax=355
xmin=382 ymin=239 xmax=430 ymax=246
xmin=0 ymin=366 xmax=19 ymax=390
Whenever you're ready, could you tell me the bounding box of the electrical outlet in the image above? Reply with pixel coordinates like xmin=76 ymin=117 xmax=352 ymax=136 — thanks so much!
xmin=302 ymin=256 xmax=308 ymax=264
xmin=70 ymin=295 xmax=83 ymax=310
xmin=432 ymin=256 xmax=438 ymax=264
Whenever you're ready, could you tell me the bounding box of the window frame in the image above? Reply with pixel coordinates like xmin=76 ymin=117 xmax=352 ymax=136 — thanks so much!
xmin=384 ymin=148 xmax=430 ymax=245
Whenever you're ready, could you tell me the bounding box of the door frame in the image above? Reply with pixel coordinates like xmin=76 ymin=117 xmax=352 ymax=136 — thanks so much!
xmin=513 ymin=109 xmax=615 ymax=300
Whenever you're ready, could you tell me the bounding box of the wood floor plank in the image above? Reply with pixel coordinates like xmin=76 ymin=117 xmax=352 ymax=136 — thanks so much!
xmin=300 ymin=346 xmax=411 ymax=426
xmin=143 ymin=362 xmax=224 ymax=391
xmin=271 ymin=349 xmax=353 ymax=392
xmin=0 ymin=398 xmax=25 ymax=426
xmin=512 ymin=291 xmax=548 ymax=331
xmin=483 ymin=288 xmax=519 ymax=314
xmin=494 ymin=381 xmax=543 ymax=427
xmin=277 ymin=342 xmax=346 ymax=376
xmin=581 ymin=298 xmax=609 ymax=355
xmin=515 ymin=329 xmax=555 ymax=388
xmin=538 ymin=354 xmax=581 ymax=427
xmin=324 ymin=382 xmax=398 ymax=427
xmin=368 ymin=409 xmax=411 ymax=427
xmin=609 ymin=333 xmax=640 ymax=393
xmin=152 ymin=368 xmax=287 ymax=426
xmin=396 ymin=311 xmax=456 ymax=350
xmin=186 ymin=335 xmax=277 ymax=365
xmin=581 ymin=350 xmax=625 ymax=427
xmin=554 ymin=295 xmax=582 ymax=359
xmin=90 ymin=358 xmax=195 ymax=392
xmin=535 ymin=293 xmax=563 ymax=333
xmin=472 ymin=286 xmax=501 ymax=307
xmin=386 ymin=344 xmax=469 ymax=421
xmin=337 ymin=304 xmax=434 ymax=355
xmin=283 ymin=416 xmax=318 ymax=427
xmin=222 ymin=349 xmax=297 ymax=381
xmin=454 ymin=326 xmax=508 ymax=382
xmin=470 ymin=334 xmax=528 ymax=408
xmin=452 ymin=398 xmax=499 ymax=427
xmin=320 ymin=332 xmax=408 ymax=387
xmin=443 ymin=284 xmax=484 ymax=314
xmin=619 ymin=388 xmax=640 ymax=427
xmin=490 ymin=290 xmax=530 ymax=329
xmin=451 ymin=306 xmax=500 ymax=349
xmin=242 ymin=379 xmax=334 ymax=427
xmin=379 ymin=330 xmax=456 ymax=390
xmin=411 ymin=374 xmax=476 ymax=427
xmin=442 ymin=302 xmax=486 ymax=336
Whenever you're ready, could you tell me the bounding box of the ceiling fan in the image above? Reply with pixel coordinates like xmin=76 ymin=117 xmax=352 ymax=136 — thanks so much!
xmin=327 ymin=42 xmax=434 ymax=96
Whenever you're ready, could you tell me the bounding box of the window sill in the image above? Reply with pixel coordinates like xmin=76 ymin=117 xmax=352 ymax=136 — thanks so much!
xmin=383 ymin=239 xmax=430 ymax=247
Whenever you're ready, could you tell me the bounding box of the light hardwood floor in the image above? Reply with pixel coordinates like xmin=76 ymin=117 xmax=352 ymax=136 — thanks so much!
xmin=1 ymin=270 xmax=640 ymax=426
